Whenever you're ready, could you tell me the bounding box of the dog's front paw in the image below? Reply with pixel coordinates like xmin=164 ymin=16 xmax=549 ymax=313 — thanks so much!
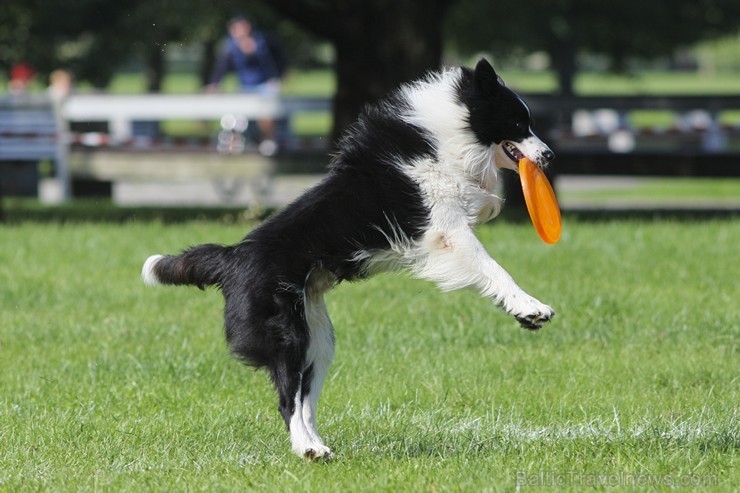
xmin=516 ymin=309 xmax=554 ymax=330
xmin=505 ymin=295 xmax=554 ymax=330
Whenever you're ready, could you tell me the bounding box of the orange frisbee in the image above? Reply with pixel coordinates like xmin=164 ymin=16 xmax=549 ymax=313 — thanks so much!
xmin=519 ymin=157 xmax=561 ymax=244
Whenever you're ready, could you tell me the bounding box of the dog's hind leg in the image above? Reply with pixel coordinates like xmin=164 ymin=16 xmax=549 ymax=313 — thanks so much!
xmin=301 ymin=286 xmax=335 ymax=459
xmin=270 ymin=348 xmax=319 ymax=459
xmin=267 ymin=288 xmax=333 ymax=461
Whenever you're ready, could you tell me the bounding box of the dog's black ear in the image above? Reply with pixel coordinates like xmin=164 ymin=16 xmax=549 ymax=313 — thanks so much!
xmin=474 ymin=58 xmax=502 ymax=94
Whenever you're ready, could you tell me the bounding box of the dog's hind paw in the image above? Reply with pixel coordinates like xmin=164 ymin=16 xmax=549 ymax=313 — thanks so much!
xmin=303 ymin=445 xmax=333 ymax=462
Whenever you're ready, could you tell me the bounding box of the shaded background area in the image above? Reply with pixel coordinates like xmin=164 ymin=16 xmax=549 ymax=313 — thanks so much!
xmin=1 ymin=0 xmax=740 ymax=215
xmin=3 ymin=0 xmax=740 ymax=135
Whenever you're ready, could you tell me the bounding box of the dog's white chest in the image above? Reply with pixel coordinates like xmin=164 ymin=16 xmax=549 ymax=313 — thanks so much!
xmin=409 ymin=163 xmax=501 ymax=226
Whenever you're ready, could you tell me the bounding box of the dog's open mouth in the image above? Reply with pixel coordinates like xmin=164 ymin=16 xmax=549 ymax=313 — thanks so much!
xmin=502 ymin=141 xmax=525 ymax=163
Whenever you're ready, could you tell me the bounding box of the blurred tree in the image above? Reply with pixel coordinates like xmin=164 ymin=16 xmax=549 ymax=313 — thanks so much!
xmin=4 ymin=0 xmax=737 ymax=140
xmin=0 ymin=0 xmax=222 ymax=90
xmin=0 ymin=0 xmax=325 ymax=91
xmin=448 ymin=0 xmax=740 ymax=95
xmin=0 ymin=0 xmax=134 ymax=87
xmin=260 ymin=0 xmax=458 ymax=143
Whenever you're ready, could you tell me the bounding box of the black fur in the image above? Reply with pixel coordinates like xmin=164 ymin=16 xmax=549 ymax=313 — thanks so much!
xmin=152 ymin=244 xmax=234 ymax=289
xmin=150 ymin=90 xmax=436 ymax=428
xmin=457 ymin=59 xmax=533 ymax=146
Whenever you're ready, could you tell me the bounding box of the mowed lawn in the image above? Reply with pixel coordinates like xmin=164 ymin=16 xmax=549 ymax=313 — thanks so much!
xmin=0 ymin=218 xmax=737 ymax=491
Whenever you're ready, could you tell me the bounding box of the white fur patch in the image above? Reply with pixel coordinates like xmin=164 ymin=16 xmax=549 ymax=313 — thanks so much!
xmin=297 ymin=269 xmax=336 ymax=460
xmin=396 ymin=70 xmax=503 ymax=226
xmin=141 ymin=255 xmax=165 ymax=286
xmin=400 ymin=69 xmax=468 ymax=151
xmin=288 ymin=390 xmax=316 ymax=457
xmin=400 ymin=69 xmax=501 ymax=197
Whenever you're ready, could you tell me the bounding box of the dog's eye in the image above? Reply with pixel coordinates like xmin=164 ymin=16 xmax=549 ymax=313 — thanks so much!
xmin=515 ymin=122 xmax=526 ymax=131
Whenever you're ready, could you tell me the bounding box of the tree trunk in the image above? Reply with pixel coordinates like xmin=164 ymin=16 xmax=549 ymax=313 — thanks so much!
xmin=264 ymin=0 xmax=454 ymax=146
xmin=330 ymin=4 xmax=447 ymax=145
xmin=551 ymin=35 xmax=577 ymax=97
xmin=200 ymin=39 xmax=217 ymax=87
xmin=145 ymin=46 xmax=165 ymax=93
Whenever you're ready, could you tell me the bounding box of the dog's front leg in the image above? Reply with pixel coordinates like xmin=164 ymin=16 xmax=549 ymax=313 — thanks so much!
xmin=418 ymin=227 xmax=554 ymax=329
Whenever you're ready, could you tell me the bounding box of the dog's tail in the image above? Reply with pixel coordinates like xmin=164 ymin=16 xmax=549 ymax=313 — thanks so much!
xmin=141 ymin=244 xmax=233 ymax=290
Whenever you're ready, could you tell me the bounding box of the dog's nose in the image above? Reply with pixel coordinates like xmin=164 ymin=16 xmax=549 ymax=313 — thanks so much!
xmin=542 ymin=149 xmax=555 ymax=163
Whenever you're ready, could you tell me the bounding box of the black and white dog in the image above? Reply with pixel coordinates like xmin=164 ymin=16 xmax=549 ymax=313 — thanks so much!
xmin=142 ymin=59 xmax=555 ymax=460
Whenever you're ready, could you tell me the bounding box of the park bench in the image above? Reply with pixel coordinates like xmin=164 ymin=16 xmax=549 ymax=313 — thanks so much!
xmin=59 ymin=94 xmax=330 ymax=205
xmin=62 ymin=93 xmax=329 ymax=145
xmin=0 ymin=95 xmax=70 ymax=199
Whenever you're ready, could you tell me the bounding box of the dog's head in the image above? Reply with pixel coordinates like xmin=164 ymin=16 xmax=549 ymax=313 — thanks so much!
xmin=461 ymin=58 xmax=554 ymax=172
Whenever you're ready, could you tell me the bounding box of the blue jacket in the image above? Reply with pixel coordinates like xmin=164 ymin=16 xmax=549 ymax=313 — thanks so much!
xmin=211 ymin=31 xmax=282 ymax=88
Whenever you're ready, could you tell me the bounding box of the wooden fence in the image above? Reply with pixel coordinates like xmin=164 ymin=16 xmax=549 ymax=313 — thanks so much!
xmin=2 ymin=92 xmax=739 ymax=201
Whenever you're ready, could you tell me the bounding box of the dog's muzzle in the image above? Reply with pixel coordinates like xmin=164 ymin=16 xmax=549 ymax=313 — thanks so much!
xmin=540 ymin=148 xmax=555 ymax=165
xmin=503 ymin=140 xmax=555 ymax=168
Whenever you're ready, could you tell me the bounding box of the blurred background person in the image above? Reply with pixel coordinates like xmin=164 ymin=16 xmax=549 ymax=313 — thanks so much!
xmin=8 ymin=62 xmax=36 ymax=94
xmin=48 ymin=69 xmax=73 ymax=101
xmin=206 ymin=14 xmax=285 ymax=156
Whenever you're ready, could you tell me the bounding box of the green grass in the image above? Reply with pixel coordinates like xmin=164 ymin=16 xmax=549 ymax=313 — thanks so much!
xmin=0 ymin=217 xmax=737 ymax=491
xmin=104 ymin=69 xmax=740 ymax=97
xmin=104 ymin=69 xmax=335 ymax=96
xmin=487 ymin=69 xmax=740 ymax=95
